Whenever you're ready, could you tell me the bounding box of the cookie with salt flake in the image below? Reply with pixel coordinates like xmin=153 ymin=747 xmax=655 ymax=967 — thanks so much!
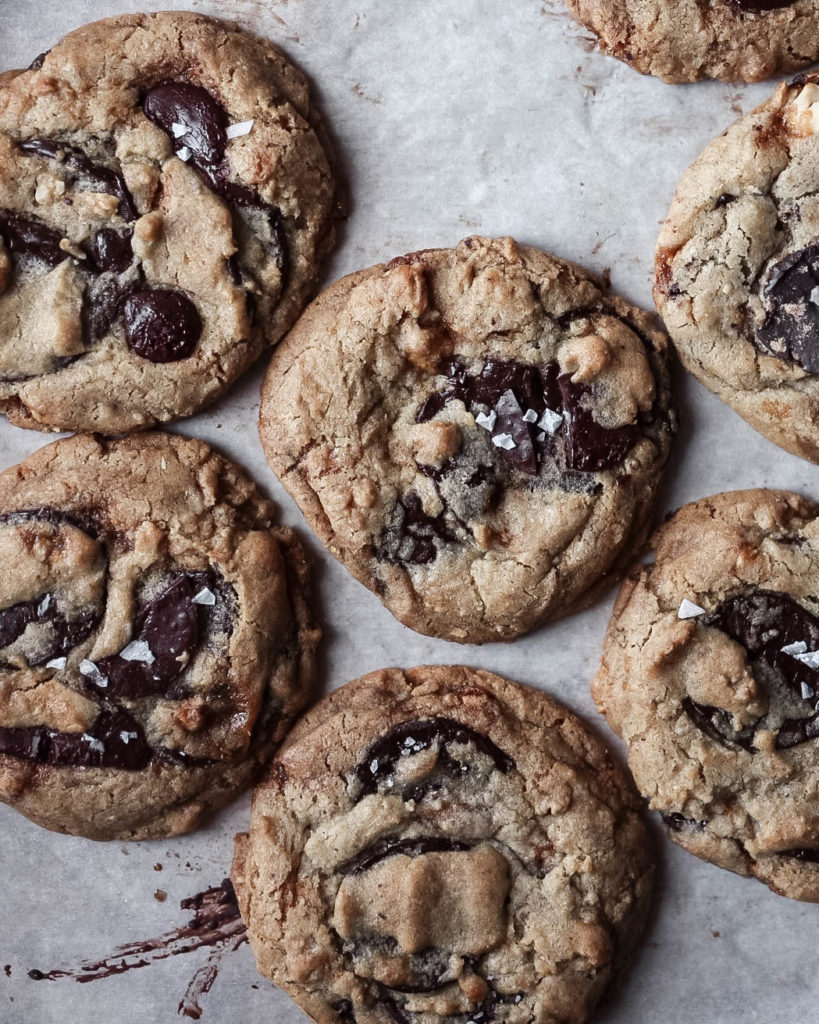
xmin=565 ymin=0 xmax=819 ymax=83
xmin=0 ymin=433 xmax=318 ymax=840
xmin=0 ymin=11 xmax=338 ymax=433
xmin=655 ymin=73 xmax=819 ymax=463
xmin=259 ymin=236 xmax=675 ymax=643
xmin=594 ymin=489 xmax=819 ymax=902
xmin=232 ymin=666 xmax=654 ymax=1024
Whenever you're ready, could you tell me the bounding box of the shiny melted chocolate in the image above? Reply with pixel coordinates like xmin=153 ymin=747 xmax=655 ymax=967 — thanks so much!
xmin=340 ymin=836 xmax=470 ymax=876
xmin=756 ymin=245 xmax=819 ymax=374
xmin=684 ymin=590 xmax=819 ymax=751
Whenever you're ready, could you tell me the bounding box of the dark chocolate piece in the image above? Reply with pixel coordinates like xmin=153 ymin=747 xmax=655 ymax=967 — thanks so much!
xmin=0 ymin=595 xmax=99 ymax=667
xmin=143 ymin=81 xmax=288 ymax=284
xmin=18 ymin=138 xmax=137 ymax=221
xmin=376 ymin=492 xmax=459 ymax=566
xmin=756 ymin=245 xmax=819 ymax=374
xmin=339 ymin=836 xmax=470 ymax=876
xmin=661 ymin=812 xmax=707 ymax=832
xmin=732 ymin=0 xmax=798 ymax=9
xmin=776 ymin=713 xmax=819 ymax=749
xmin=0 ymin=209 xmax=69 ymax=267
xmin=0 ymin=705 xmax=150 ymax=771
xmin=123 ymin=289 xmax=202 ymax=363
xmin=784 ymin=847 xmax=819 ymax=863
xmin=682 ymin=696 xmax=756 ymax=751
xmin=87 ymin=227 xmax=134 ymax=275
xmin=558 ymin=372 xmax=640 ymax=473
xmin=353 ymin=717 xmax=515 ymax=798
xmin=28 ymin=50 xmax=50 ymax=70
xmin=95 ymin=575 xmax=205 ymax=698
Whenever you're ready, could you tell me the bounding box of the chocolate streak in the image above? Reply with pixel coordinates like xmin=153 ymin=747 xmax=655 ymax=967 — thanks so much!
xmin=339 ymin=836 xmax=470 ymax=875
xmin=27 ymin=879 xmax=247 ymax=1021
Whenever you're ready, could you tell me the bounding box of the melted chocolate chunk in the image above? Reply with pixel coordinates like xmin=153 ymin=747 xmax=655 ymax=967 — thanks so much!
xmin=0 ymin=706 xmax=150 ymax=771
xmin=143 ymin=81 xmax=288 ymax=284
xmin=732 ymin=0 xmax=798 ymax=9
xmin=0 ymin=597 xmax=99 ymax=668
xmin=353 ymin=717 xmax=515 ymax=798
xmin=756 ymin=245 xmax=819 ymax=374
xmin=84 ymin=276 xmax=136 ymax=341
xmin=416 ymin=357 xmax=640 ymax=476
xmin=123 ymin=289 xmax=202 ymax=363
xmin=95 ymin=575 xmax=207 ymax=698
xmin=785 ymin=848 xmax=819 ymax=863
xmin=87 ymin=227 xmax=134 ymax=275
xmin=682 ymin=697 xmax=756 ymax=751
xmin=18 ymin=138 xmax=137 ymax=221
xmin=376 ymin=492 xmax=458 ymax=565
xmin=335 ymin=1000 xmax=357 ymax=1024
xmin=0 ymin=209 xmax=69 ymax=267
xmin=340 ymin=836 xmax=470 ymax=876
xmin=776 ymin=713 xmax=819 ymax=749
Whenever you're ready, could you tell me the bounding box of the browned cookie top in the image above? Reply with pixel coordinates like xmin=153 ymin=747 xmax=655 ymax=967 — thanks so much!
xmin=594 ymin=489 xmax=819 ymax=902
xmin=565 ymin=0 xmax=819 ymax=83
xmin=0 ymin=11 xmax=337 ymax=433
xmin=233 ymin=666 xmax=654 ymax=1024
xmin=0 ymin=433 xmax=319 ymax=841
xmin=260 ymin=236 xmax=674 ymax=643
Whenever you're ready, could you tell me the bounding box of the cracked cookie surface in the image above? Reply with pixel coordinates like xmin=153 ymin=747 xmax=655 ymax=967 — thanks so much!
xmin=0 ymin=11 xmax=337 ymax=433
xmin=0 ymin=432 xmax=319 ymax=840
xmin=594 ymin=489 xmax=819 ymax=902
xmin=565 ymin=0 xmax=819 ymax=83
xmin=259 ymin=236 xmax=675 ymax=643
xmin=654 ymin=74 xmax=819 ymax=463
xmin=232 ymin=665 xmax=654 ymax=1024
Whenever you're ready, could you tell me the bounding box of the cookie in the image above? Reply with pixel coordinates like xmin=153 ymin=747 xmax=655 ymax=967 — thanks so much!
xmin=0 ymin=433 xmax=319 ymax=841
xmin=654 ymin=75 xmax=819 ymax=463
xmin=232 ymin=665 xmax=654 ymax=1024
xmin=593 ymin=489 xmax=819 ymax=902
xmin=565 ymin=0 xmax=819 ymax=83
xmin=0 ymin=11 xmax=338 ymax=433
xmin=259 ymin=236 xmax=675 ymax=643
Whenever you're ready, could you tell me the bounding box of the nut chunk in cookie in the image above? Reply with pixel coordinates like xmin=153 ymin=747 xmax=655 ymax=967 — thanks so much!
xmin=232 ymin=666 xmax=654 ymax=1024
xmin=565 ymin=0 xmax=819 ymax=83
xmin=0 ymin=11 xmax=337 ymax=433
xmin=0 ymin=433 xmax=318 ymax=841
xmin=594 ymin=489 xmax=819 ymax=902
xmin=260 ymin=236 xmax=674 ymax=643
xmin=655 ymin=74 xmax=819 ymax=463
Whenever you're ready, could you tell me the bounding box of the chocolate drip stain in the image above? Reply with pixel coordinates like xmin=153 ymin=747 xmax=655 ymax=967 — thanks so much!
xmin=27 ymin=879 xmax=246 ymax=1021
xmin=353 ymin=717 xmax=515 ymax=797
xmin=143 ymin=81 xmax=288 ymax=286
xmin=340 ymin=836 xmax=470 ymax=875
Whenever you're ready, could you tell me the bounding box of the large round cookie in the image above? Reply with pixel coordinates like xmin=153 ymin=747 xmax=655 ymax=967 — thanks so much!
xmin=259 ymin=236 xmax=675 ymax=643
xmin=654 ymin=74 xmax=819 ymax=463
xmin=594 ymin=489 xmax=819 ymax=902
xmin=0 ymin=433 xmax=319 ymax=840
xmin=565 ymin=0 xmax=819 ymax=83
xmin=233 ymin=665 xmax=654 ymax=1024
xmin=0 ymin=11 xmax=338 ymax=433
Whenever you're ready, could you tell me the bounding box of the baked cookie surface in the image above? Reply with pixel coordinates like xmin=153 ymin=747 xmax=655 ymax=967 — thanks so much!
xmin=565 ymin=0 xmax=819 ymax=83
xmin=0 ymin=433 xmax=319 ymax=840
xmin=655 ymin=74 xmax=819 ymax=462
xmin=0 ymin=11 xmax=337 ymax=433
xmin=259 ymin=236 xmax=675 ymax=643
xmin=232 ymin=665 xmax=654 ymax=1024
xmin=594 ymin=489 xmax=819 ymax=902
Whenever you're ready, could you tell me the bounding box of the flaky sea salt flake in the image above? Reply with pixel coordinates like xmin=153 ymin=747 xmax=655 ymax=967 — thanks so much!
xmin=171 ymin=122 xmax=188 ymax=138
xmin=794 ymin=649 xmax=819 ymax=670
xmin=801 ymin=682 xmax=815 ymax=700
xmin=119 ymin=639 xmax=155 ymax=664
xmin=45 ymin=657 xmax=67 ymax=670
xmin=192 ymin=587 xmax=216 ymax=606
xmin=492 ymin=433 xmax=516 ymax=450
xmin=538 ymin=408 xmax=563 ymax=434
xmin=678 ymin=599 xmax=705 ymax=619
xmin=522 ymin=409 xmax=538 ymax=423
xmin=176 ymin=145 xmax=191 ymax=162
xmin=37 ymin=594 xmax=51 ymax=616
xmin=782 ymin=641 xmax=808 ymax=656
xmin=475 ymin=410 xmax=496 ymax=431
xmin=226 ymin=120 xmax=254 ymax=139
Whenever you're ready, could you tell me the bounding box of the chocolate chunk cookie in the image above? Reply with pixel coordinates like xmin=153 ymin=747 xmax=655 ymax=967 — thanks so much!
xmin=654 ymin=74 xmax=819 ymax=462
xmin=594 ymin=489 xmax=819 ymax=902
xmin=233 ymin=665 xmax=654 ymax=1024
xmin=0 ymin=433 xmax=319 ymax=840
xmin=259 ymin=236 xmax=674 ymax=643
xmin=565 ymin=0 xmax=819 ymax=83
xmin=0 ymin=11 xmax=337 ymax=433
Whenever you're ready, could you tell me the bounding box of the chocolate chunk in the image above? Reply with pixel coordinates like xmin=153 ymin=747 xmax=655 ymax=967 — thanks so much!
xmin=756 ymin=245 xmax=819 ymax=374
xmin=784 ymin=848 xmax=819 ymax=863
xmin=376 ymin=492 xmax=458 ymax=565
xmin=0 ymin=209 xmax=69 ymax=267
xmin=84 ymin=276 xmax=136 ymax=341
xmin=335 ymin=1000 xmax=357 ymax=1024
xmin=340 ymin=836 xmax=470 ymax=876
xmin=87 ymin=227 xmax=133 ymax=275
xmin=123 ymin=289 xmax=202 ymax=362
xmin=732 ymin=0 xmax=798 ymax=9
xmin=0 ymin=596 xmax=99 ymax=667
xmin=493 ymin=389 xmax=536 ymax=474
xmin=18 ymin=138 xmax=137 ymax=221
xmin=0 ymin=706 xmax=151 ymax=771
xmin=682 ymin=697 xmax=756 ymax=751
xmin=353 ymin=717 xmax=515 ymax=798
xmin=776 ymin=713 xmax=819 ymax=749
xmin=558 ymin=373 xmax=641 ymax=473
xmin=95 ymin=575 xmax=205 ymax=698
xmin=661 ymin=812 xmax=707 ymax=832
xmin=28 ymin=50 xmax=50 ymax=70
xmin=143 ymin=81 xmax=288 ymax=284
xmin=144 ymin=82 xmax=228 ymax=167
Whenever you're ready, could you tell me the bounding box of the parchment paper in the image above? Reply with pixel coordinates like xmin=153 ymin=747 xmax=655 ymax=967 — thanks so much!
xmin=0 ymin=2 xmax=816 ymax=1022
